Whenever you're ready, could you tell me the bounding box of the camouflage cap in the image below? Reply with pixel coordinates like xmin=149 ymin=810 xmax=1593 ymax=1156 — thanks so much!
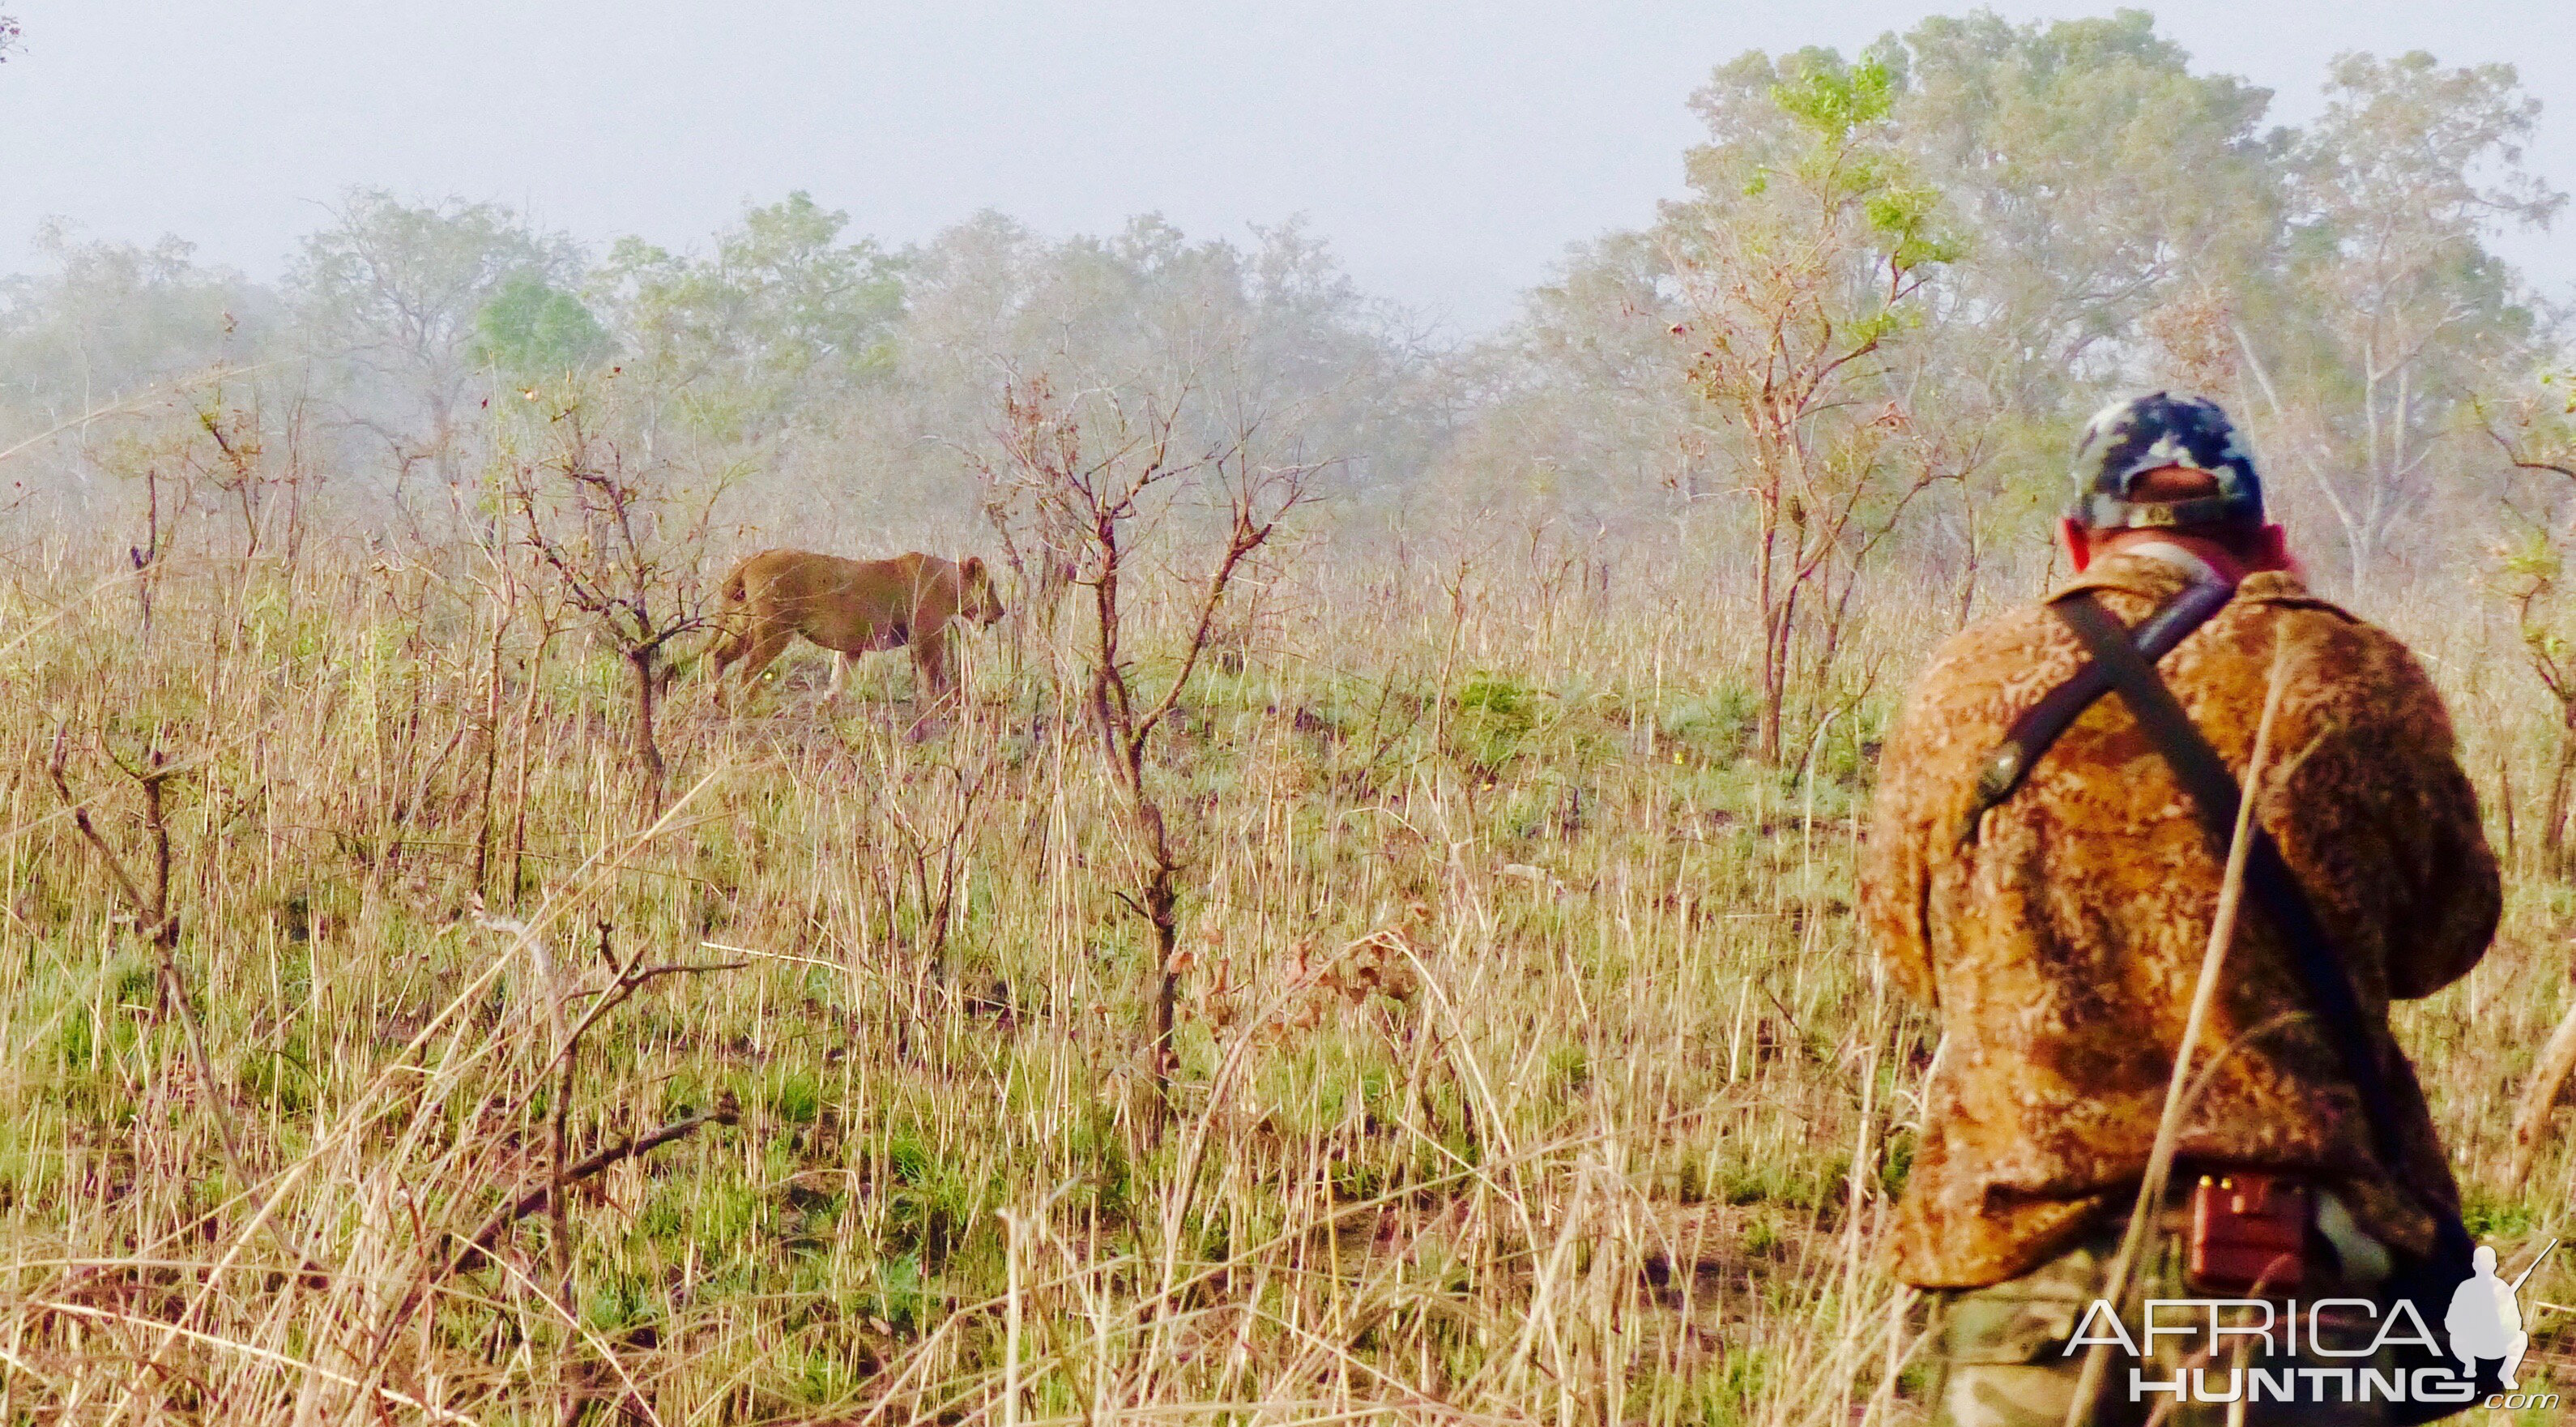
xmin=2068 ymin=391 xmax=2264 ymax=531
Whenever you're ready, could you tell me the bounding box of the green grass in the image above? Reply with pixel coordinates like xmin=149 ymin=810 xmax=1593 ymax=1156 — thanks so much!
xmin=0 ymin=544 xmax=2564 ymax=1425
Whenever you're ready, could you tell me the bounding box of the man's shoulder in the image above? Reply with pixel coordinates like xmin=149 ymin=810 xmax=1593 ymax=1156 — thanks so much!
xmin=1913 ymin=602 xmax=2075 ymax=702
xmin=1896 ymin=566 xmax=2435 ymax=722
xmin=1888 ymin=603 xmax=2086 ymax=764
xmin=1917 ymin=551 xmax=2195 ymax=695
xmin=2232 ymin=570 xmax=2371 ymax=632
xmin=2221 ymin=574 xmax=2436 ymax=694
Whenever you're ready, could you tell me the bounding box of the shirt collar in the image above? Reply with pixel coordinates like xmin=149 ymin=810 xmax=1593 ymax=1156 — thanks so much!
xmin=2050 ymin=547 xmax=2314 ymax=606
xmin=2050 ymin=547 xmax=2221 ymax=605
xmin=2119 ymin=539 xmax=2224 ymax=585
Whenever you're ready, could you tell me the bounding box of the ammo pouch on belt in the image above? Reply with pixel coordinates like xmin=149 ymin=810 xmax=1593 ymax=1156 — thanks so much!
xmin=2041 ymin=584 xmax=2496 ymax=1422
xmin=2186 ymin=1170 xmax=2308 ymax=1294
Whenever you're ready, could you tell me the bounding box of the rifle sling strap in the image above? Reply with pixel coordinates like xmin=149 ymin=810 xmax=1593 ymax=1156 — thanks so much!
xmin=1955 ymin=578 xmax=2234 ymax=847
xmin=2050 ymin=591 xmax=2453 ymax=1240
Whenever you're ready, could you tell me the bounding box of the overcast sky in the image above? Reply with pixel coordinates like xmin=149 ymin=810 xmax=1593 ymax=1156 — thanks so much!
xmin=1 ymin=1 xmax=2568 ymax=335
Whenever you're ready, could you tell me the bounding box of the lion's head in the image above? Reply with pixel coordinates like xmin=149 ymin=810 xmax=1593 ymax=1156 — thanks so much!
xmin=960 ymin=556 xmax=1006 ymax=627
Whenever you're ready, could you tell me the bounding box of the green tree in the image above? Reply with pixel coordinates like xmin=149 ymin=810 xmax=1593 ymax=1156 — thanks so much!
xmin=1435 ymin=229 xmax=1708 ymax=528
xmin=598 ymin=191 xmax=902 ymax=438
xmin=1897 ymin=11 xmax=2282 ymax=437
xmin=2241 ymin=53 xmax=2562 ymax=594
xmin=2485 ymin=367 xmax=2576 ymax=856
xmin=2496 ymin=368 xmax=2576 ymax=1180
xmin=471 ymin=273 xmax=611 ymax=383
xmin=889 ymin=210 xmax=1422 ymax=553
xmin=290 ymin=189 xmax=578 ymax=494
xmin=1461 ymin=11 xmax=2292 ymax=620
xmin=0 ymin=225 xmax=267 ymax=421
xmin=1667 ymin=49 xmax=1966 ymax=764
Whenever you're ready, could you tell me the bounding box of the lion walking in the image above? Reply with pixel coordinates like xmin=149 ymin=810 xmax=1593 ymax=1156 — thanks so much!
xmin=709 ymin=549 xmax=1004 ymax=710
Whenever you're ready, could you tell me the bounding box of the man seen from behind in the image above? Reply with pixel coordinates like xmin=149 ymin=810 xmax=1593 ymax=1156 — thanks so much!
xmin=1861 ymin=393 xmax=2501 ymax=1425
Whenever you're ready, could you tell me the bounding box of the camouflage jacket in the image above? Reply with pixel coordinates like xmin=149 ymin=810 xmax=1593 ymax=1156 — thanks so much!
xmin=1861 ymin=548 xmax=2498 ymax=1289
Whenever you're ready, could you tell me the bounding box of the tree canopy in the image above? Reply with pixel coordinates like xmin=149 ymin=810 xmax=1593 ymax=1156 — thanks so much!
xmin=0 ymin=13 xmax=2563 ymax=596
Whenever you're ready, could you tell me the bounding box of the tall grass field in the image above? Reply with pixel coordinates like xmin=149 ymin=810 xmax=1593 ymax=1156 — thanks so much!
xmin=1 ymin=531 xmax=2566 ymax=1425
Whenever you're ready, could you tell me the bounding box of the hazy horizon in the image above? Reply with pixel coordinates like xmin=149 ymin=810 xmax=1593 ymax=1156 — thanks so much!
xmin=2 ymin=1 xmax=2570 ymax=335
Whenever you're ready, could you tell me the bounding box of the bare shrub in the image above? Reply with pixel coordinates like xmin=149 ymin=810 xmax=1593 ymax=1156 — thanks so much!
xmin=494 ymin=376 xmax=736 ymax=799
xmin=976 ymin=371 xmax=1321 ymax=1122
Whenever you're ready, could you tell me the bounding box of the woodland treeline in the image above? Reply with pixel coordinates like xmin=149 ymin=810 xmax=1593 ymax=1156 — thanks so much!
xmin=4 ymin=14 xmax=2572 ymax=697
xmin=7 ymin=19 xmax=2576 ymax=1419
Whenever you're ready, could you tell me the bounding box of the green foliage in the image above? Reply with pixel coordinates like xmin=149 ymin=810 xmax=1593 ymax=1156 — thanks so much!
xmin=876 ymin=1125 xmax=984 ymax=1270
xmin=470 ymin=272 xmax=609 ymax=380
xmin=866 ymin=1251 xmax=932 ymax=1335
xmin=0 ymin=227 xmax=261 ymax=408
xmin=2271 ymin=51 xmax=2563 ymax=588
xmin=599 ymin=190 xmax=903 ymax=433
xmin=1686 ymin=47 xmax=1960 ymax=278
xmin=767 ymin=1066 xmax=823 ymax=1126
xmin=582 ymin=1273 xmax=660 ymax=1335
xmin=1453 ymin=672 xmax=1538 ymax=771
xmin=9 ymin=15 xmax=2576 ymax=1422
xmin=1877 ymin=1127 xmax=1917 ymax=1198
xmin=291 ymin=188 xmax=578 ymax=383
xmin=2501 ymin=526 xmax=2562 ymax=588
xmin=1714 ymin=1155 xmax=1836 ymax=1211
xmin=1454 ymin=673 xmax=1532 ymax=724
xmin=1769 ymin=53 xmax=1898 ymax=139
xmin=2463 ymin=1194 xmax=2539 ymax=1240
xmin=1900 ymin=8 xmax=2279 ymax=396
xmin=1742 ymin=1215 xmax=1781 ymax=1255
xmin=1661 ymin=688 xmax=1759 ymax=767
xmin=1863 ymin=184 xmax=1960 ymax=270
xmin=236 ymin=1033 xmax=317 ymax=1115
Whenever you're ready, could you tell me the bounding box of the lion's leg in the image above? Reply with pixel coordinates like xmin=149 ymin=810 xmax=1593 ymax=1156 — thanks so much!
xmin=725 ymin=629 xmax=795 ymax=711
xmin=911 ymin=627 xmax=956 ymax=711
xmin=707 ymin=628 xmax=745 ymax=714
xmin=707 ymin=626 xmax=744 ymax=683
xmin=825 ymin=651 xmax=855 ymax=703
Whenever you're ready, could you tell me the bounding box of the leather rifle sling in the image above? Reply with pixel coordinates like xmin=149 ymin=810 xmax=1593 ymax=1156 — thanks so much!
xmin=2050 ymin=592 xmax=2472 ymax=1263
xmin=1954 ymin=577 xmax=2235 ymax=847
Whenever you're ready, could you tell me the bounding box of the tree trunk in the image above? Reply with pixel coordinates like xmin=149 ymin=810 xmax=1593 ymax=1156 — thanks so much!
xmin=629 ymin=648 xmax=666 ymax=800
xmin=2545 ymin=728 xmax=2576 ymax=877
xmin=471 ymin=617 xmax=510 ymax=899
xmin=1145 ymin=859 xmax=1180 ymax=1101
xmin=1120 ymin=754 xmax=1184 ymax=1131
xmin=1754 ymin=442 xmax=1785 ymax=766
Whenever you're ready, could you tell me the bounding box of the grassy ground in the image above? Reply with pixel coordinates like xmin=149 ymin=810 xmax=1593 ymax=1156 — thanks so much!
xmin=0 ymin=535 xmax=2568 ymax=1425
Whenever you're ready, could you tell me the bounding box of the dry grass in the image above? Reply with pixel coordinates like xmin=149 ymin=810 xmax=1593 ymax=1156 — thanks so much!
xmin=0 ymin=532 xmax=2567 ymax=1425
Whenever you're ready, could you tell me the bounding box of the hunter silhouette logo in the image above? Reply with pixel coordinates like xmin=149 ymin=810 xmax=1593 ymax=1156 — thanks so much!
xmin=2064 ymin=1239 xmax=2561 ymax=1410
xmin=2447 ymin=1239 xmax=2553 ymax=1391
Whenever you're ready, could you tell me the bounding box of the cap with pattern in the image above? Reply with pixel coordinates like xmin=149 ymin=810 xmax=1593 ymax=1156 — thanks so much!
xmin=2068 ymin=391 xmax=2264 ymax=531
